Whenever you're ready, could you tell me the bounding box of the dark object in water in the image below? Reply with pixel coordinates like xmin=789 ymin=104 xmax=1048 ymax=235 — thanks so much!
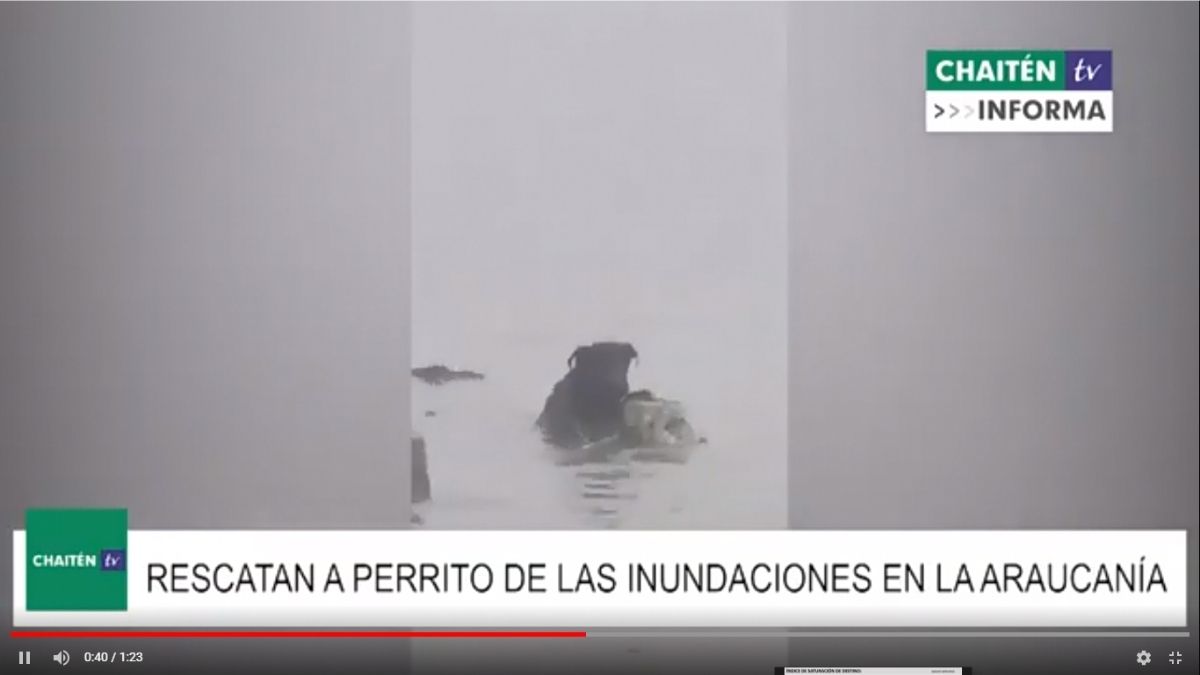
xmin=424 ymin=410 xmax=437 ymax=417
xmin=536 ymin=341 xmax=638 ymax=449
xmin=412 ymin=365 xmax=484 ymax=385
xmin=411 ymin=435 xmax=431 ymax=503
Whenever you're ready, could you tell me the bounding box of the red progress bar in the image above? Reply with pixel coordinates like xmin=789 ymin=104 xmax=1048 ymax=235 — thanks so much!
xmin=11 ymin=630 xmax=587 ymax=639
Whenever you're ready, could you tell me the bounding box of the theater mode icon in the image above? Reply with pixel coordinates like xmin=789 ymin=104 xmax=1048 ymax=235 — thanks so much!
xmin=25 ymin=508 xmax=129 ymax=611
xmin=926 ymin=50 xmax=1113 ymax=133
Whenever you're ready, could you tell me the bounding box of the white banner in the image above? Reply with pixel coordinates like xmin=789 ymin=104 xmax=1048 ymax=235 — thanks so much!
xmin=13 ymin=530 xmax=1187 ymax=628
xmin=926 ymin=91 xmax=1113 ymax=133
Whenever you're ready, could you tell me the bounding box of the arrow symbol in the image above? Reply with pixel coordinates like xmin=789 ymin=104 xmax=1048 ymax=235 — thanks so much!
xmin=965 ymin=104 xmax=975 ymax=119
xmin=934 ymin=103 xmax=945 ymax=119
xmin=949 ymin=104 xmax=960 ymax=118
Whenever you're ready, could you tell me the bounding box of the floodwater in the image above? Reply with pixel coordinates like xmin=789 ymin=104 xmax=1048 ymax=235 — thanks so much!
xmin=407 ymin=4 xmax=789 ymax=671
xmin=410 ymin=3 xmax=788 ymax=533
xmin=410 ymin=213 xmax=788 ymax=531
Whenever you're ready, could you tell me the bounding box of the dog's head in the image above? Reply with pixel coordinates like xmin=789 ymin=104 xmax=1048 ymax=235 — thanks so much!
xmin=567 ymin=341 xmax=638 ymax=386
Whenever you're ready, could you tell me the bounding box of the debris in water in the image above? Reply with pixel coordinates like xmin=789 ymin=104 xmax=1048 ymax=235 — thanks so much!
xmin=412 ymin=435 xmax=432 ymax=503
xmin=412 ymin=365 xmax=485 ymax=385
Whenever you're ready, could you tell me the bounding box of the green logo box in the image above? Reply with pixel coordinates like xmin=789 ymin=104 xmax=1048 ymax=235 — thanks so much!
xmin=927 ymin=50 xmax=1066 ymax=90
xmin=26 ymin=508 xmax=128 ymax=611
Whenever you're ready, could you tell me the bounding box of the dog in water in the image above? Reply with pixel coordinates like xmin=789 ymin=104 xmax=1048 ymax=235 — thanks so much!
xmin=619 ymin=390 xmax=697 ymax=448
xmin=536 ymin=342 xmax=638 ymax=449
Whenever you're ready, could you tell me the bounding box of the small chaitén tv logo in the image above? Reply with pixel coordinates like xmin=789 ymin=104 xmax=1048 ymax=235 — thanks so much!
xmin=26 ymin=508 xmax=128 ymax=611
xmin=925 ymin=50 xmax=1113 ymax=133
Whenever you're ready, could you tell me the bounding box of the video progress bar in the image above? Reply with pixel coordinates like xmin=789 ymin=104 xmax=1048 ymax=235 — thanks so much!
xmin=10 ymin=630 xmax=585 ymax=639
xmin=11 ymin=630 xmax=1189 ymax=640
xmin=586 ymin=631 xmax=1191 ymax=638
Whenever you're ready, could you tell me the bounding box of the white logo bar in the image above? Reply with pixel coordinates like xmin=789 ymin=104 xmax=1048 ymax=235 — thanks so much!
xmin=926 ymin=91 xmax=1113 ymax=133
xmin=13 ymin=530 xmax=1186 ymax=628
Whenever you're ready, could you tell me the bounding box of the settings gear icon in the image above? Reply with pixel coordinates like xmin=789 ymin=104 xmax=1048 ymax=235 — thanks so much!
xmin=1136 ymin=650 xmax=1152 ymax=666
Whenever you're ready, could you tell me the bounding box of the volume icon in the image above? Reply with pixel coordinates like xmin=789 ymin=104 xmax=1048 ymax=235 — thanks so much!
xmin=52 ymin=650 xmax=70 ymax=666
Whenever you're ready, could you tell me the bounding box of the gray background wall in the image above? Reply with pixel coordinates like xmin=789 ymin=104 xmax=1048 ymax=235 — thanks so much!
xmin=0 ymin=2 xmax=412 ymax=530
xmin=1 ymin=3 xmax=412 ymax=672
xmin=789 ymin=0 xmax=1197 ymax=532
xmin=788 ymin=2 xmax=1197 ymax=672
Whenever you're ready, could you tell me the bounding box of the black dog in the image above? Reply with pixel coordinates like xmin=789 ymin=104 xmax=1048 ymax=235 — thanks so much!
xmin=536 ymin=342 xmax=639 ymax=448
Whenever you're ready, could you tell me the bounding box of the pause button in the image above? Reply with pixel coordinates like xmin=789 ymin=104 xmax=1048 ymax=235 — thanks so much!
xmin=17 ymin=651 xmax=32 ymax=665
